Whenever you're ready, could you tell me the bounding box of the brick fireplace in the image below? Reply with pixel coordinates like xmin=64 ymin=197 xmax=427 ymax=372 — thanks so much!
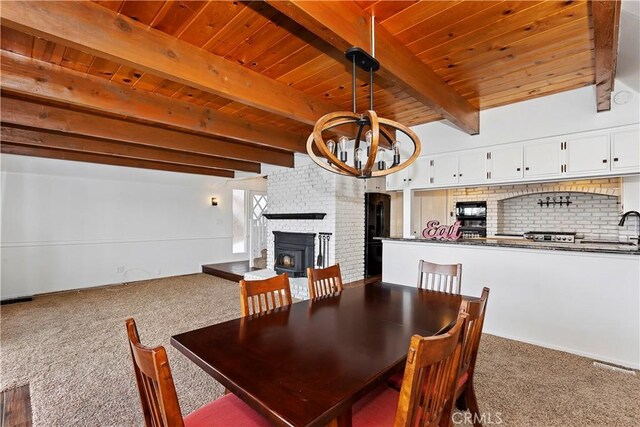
xmin=264 ymin=162 xmax=365 ymax=299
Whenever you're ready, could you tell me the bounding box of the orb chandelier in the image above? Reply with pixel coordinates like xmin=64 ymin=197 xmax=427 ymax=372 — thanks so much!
xmin=307 ymin=46 xmax=421 ymax=178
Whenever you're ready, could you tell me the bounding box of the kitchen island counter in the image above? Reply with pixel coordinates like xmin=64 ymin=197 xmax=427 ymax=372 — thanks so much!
xmin=377 ymin=236 xmax=640 ymax=255
xmin=380 ymin=238 xmax=640 ymax=369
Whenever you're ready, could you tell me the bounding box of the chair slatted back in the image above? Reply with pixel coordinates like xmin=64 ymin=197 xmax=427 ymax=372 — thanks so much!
xmin=394 ymin=312 xmax=468 ymax=427
xmin=460 ymin=287 xmax=490 ymax=376
xmin=417 ymin=260 xmax=462 ymax=294
xmin=240 ymin=273 xmax=292 ymax=316
xmin=126 ymin=318 xmax=185 ymax=427
xmin=307 ymin=264 xmax=344 ymax=299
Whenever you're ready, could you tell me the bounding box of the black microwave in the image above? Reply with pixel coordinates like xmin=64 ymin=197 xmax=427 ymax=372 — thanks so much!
xmin=455 ymin=202 xmax=487 ymax=219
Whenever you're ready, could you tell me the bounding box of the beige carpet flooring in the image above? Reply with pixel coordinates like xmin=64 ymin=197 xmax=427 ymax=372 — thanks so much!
xmin=1 ymin=274 xmax=638 ymax=426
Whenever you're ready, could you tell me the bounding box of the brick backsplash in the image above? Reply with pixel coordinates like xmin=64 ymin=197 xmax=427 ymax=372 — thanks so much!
xmin=266 ymin=163 xmax=365 ymax=299
xmin=451 ymin=178 xmax=636 ymax=241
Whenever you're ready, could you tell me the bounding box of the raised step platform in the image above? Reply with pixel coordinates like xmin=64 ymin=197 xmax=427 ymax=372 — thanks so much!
xmin=201 ymin=261 xmax=258 ymax=282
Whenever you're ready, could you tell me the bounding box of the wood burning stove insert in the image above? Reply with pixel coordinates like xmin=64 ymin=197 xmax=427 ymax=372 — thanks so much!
xmin=273 ymin=232 xmax=316 ymax=277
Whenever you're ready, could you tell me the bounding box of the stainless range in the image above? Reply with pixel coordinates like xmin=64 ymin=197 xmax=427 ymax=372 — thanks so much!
xmin=523 ymin=231 xmax=576 ymax=243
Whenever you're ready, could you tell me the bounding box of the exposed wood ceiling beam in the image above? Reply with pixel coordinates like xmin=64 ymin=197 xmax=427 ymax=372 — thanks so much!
xmin=0 ymin=51 xmax=306 ymax=153
xmin=1 ymin=143 xmax=235 ymax=178
xmin=0 ymin=1 xmax=340 ymax=126
xmin=0 ymin=96 xmax=294 ymax=168
xmin=268 ymin=0 xmax=479 ymax=135
xmin=592 ymin=0 xmax=621 ymax=112
xmin=0 ymin=126 xmax=261 ymax=173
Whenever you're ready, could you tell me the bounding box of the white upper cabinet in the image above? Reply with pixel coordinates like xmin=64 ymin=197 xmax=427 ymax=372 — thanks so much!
xmin=409 ymin=156 xmax=432 ymax=187
xmin=611 ymin=127 xmax=640 ymax=172
xmin=383 ymin=125 xmax=638 ymax=192
xmin=457 ymin=151 xmax=487 ymax=183
xmin=564 ymin=133 xmax=610 ymax=175
xmin=488 ymin=145 xmax=523 ymax=181
xmin=385 ymin=167 xmax=409 ymax=191
xmin=364 ymin=176 xmax=386 ymax=193
xmin=430 ymin=155 xmax=459 ymax=185
xmin=524 ymin=139 xmax=562 ymax=178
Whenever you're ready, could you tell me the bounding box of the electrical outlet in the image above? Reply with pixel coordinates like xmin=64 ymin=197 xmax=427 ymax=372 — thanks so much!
xmin=116 ymin=266 xmax=125 ymax=274
xmin=216 ymin=219 xmax=223 ymax=225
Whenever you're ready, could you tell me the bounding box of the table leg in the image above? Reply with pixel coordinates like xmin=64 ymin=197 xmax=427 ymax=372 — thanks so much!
xmin=327 ymin=407 xmax=352 ymax=427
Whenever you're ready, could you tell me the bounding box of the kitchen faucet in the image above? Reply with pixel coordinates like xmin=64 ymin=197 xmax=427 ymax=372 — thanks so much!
xmin=618 ymin=211 xmax=640 ymax=244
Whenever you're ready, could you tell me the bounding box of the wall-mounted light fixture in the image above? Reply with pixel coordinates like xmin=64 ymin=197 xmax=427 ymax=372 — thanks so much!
xmin=211 ymin=197 xmax=219 ymax=206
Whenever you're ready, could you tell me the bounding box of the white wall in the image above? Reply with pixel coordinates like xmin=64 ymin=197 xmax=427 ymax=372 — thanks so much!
xmin=0 ymin=154 xmax=266 ymax=299
xmin=414 ymin=81 xmax=640 ymax=155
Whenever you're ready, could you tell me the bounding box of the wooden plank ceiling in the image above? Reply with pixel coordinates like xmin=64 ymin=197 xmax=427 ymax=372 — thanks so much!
xmin=0 ymin=1 xmax=618 ymax=177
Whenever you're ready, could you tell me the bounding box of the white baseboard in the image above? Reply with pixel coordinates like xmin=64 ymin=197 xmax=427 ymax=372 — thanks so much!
xmin=484 ymin=328 xmax=640 ymax=370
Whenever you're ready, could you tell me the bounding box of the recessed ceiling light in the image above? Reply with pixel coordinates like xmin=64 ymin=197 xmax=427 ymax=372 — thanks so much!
xmin=613 ymin=90 xmax=632 ymax=105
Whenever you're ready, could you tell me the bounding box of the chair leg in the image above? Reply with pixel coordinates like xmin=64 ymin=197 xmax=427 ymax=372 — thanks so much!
xmin=464 ymin=380 xmax=483 ymax=427
xmin=455 ymin=387 xmax=468 ymax=411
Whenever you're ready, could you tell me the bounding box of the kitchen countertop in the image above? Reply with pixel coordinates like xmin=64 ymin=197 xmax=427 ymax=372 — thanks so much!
xmin=377 ymin=236 xmax=640 ymax=255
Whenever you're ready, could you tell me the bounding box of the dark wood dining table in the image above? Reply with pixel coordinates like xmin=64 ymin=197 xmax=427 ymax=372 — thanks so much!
xmin=171 ymin=282 xmax=465 ymax=427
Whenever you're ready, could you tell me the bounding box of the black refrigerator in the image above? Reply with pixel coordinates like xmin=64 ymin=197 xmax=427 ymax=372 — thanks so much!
xmin=364 ymin=193 xmax=391 ymax=277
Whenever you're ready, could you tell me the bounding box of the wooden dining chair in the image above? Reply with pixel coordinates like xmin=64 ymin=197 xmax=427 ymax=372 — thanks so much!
xmin=307 ymin=263 xmax=344 ymax=299
xmin=239 ymin=273 xmax=292 ymax=316
xmin=455 ymin=287 xmax=490 ymax=426
xmin=417 ymin=260 xmax=462 ymax=294
xmin=352 ymin=310 xmax=468 ymax=427
xmin=125 ymin=318 xmax=270 ymax=427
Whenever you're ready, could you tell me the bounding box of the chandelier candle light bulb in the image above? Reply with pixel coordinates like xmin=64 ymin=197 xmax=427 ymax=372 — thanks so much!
xmin=377 ymin=148 xmax=387 ymax=170
xmin=338 ymin=136 xmax=349 ymax=162
xmin=365 ymin=130 xmax=373 ymax=156
xmin=355 ymin=147 xmax=365 ymax=170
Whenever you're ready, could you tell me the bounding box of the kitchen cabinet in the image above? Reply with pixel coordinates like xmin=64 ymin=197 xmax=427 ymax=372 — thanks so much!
xmin=386 ymin=157 xmax=431 ymax=190
xmin=384 ymin=125 xmax=638 ymax=192
xmin=565 ymin=133 xmax=610 ymax=175
xmin=364 ymin=177 xmax=386 ymax=193
xmin=430 ymin=155 xmax=458 ymax=185
xmin=409 ymin=156 xmax=432 ymax=187
xmin=611 ymin=127 xmax=640 ymax=172
xmin=489 ymin=145 xmax=523 ymax=181
xmin=523 ymin=139 xmax=561 ymax=178
xmin=621 ymin=175 xmax=640 ymax=213
xmin=385 ymin=168 xmax=409 ymax=191
xmin=458 ymin=151 xmax=487 ymax=184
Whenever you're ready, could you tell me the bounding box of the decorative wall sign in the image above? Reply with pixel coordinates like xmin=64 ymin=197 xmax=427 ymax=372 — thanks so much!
xmin=422 ymin=220 xmax=462 ymax=240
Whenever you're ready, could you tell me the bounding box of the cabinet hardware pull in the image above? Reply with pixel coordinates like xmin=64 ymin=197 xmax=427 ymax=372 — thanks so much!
xmin=453 ymin=174 xmax=457 ymax=177
xmin=525 ymin=167 xmax=529 ymax=171
xmin=517 ymin=167 xmax=521 ymax=171
xmin=602 ymin=159 xmax=607 ymax=163
xmin=614 ymin=157 xmax=619 ymax=162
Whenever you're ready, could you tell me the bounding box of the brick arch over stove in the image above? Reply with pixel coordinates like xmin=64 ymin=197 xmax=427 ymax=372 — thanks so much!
xmin=450 ymin=178 xmax=622 ymax=237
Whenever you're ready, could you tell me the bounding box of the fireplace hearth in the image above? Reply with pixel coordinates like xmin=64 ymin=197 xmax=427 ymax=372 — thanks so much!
xmin=273 ymin=232 xmax=315 ymax=278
